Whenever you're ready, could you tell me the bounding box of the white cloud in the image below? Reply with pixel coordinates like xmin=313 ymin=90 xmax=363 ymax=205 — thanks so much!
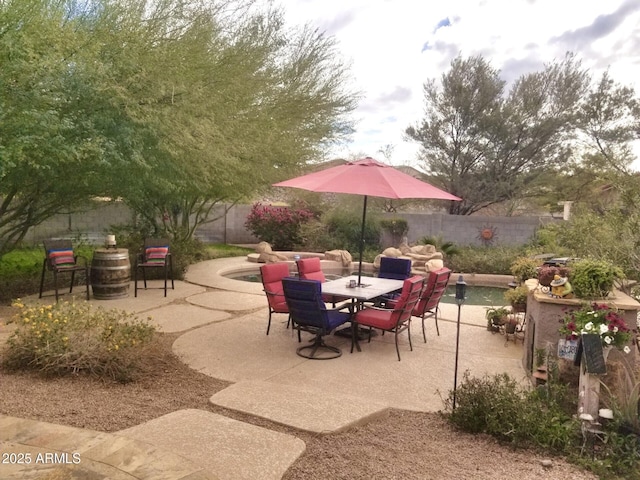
xmin=274 ymin=0 xmax=640 ymax=168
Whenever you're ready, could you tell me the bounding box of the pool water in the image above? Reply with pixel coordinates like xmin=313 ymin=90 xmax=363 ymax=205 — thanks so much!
xmin=440 ymin=285 xmax=507 ymax=306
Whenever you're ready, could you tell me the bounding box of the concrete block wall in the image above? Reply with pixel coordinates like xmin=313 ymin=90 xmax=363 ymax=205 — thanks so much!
xmin=383 ymin=213 xmax=560 ymax=247
xmin=23 ymin=202 xmax=561 ymax=248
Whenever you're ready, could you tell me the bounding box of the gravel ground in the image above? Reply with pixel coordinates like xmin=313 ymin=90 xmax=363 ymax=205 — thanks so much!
xmin=0 ymin=307 xmax=597 ymax=480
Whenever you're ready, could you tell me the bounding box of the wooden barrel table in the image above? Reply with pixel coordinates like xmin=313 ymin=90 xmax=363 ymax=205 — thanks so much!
xmin=90 ymin=248 xmax=131 ymax=299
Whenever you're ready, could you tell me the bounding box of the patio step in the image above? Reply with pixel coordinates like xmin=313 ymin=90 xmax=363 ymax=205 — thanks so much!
xmin=209 ymin=380 xmax=389 ymax=434
xmin=118 ymin=409 xmax=305 ymax=480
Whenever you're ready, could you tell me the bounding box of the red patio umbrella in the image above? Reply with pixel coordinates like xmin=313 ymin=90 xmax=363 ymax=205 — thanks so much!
xmin=273 ymin=157 xmax=462 ymax=284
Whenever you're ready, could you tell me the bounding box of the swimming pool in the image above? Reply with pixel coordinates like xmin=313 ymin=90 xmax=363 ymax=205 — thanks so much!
xmin=440 ymin=285 xmax=508 ymax=306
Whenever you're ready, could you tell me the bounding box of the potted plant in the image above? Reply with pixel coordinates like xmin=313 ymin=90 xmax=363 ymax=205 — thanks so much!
xmin=504 ymin=285 xmax=528 ymax=313
xmin=505 ymin=315 xmax=519 ymax=334
xmin=570 ymin=259 xmax=624 ymax=299
xmin=509 ymin=257 xmax=540 ymax=285
xmin=537 ymin=265 xmax=558 ymax=287
xmin=485 ymin=306 xmax=510 ymax=332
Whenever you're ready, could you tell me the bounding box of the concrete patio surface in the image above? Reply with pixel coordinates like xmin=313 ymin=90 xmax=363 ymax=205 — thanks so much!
xmin=1 ymin=256 xmax=527 ymax=479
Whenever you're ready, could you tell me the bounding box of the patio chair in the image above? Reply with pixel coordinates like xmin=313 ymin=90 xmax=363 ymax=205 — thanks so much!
xmin=375 ymin=256 xmax=412 ymax=304
xmin=378 ymin=256 xmax=412 ymax=280
xmin=282 ymin=277 xmax=351 ymax=359
xmin=134 ymin=238 xmax=174 ymax=297
xmin=260 ymin=262 xmax=291 ymax=335
xmin=296 ymin=257 xmax=341 ymax=307
xmin=353 ymin=275 xmax=424 ymax=361
xmin=413 ymin=267 xmax=451 ymax=342
xmin=39 ymin=239 xmax=90 ymax=302
xmin=386 ymin=268 xmax=451 ymax=342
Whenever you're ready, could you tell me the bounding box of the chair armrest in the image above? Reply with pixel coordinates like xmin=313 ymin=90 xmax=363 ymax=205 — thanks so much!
xmin=263 ymin=289 xmax=284 ymax=298
xmin=329 ymin=302 xmax=353 ymax=313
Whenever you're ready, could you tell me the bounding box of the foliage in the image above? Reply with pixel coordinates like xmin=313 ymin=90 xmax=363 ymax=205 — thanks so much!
xmin=600 ymin=364 xmax=640 ymax=437
xmin=313 ymin=208 xmax=381 ymax=256
xmin=3 ymin=300 xmax=156 ymax=382
xmin=407 ymin=53 xmax=589 ymax=215
xmin=244 ymin=203 xmax=315 ymax=250
xmin=545 ymin=195 xmax=640 ymax=282
xmin=446 ymin=245 xmax=525 ymax=275
xmin=559 ymin=303 xmax=633 ymax=351
xmin=504 ymin=286 xmax=528 ymax=307
xmin=416 ymin=236 xmax=460 ymax=258
xmin=444 ymin=372 xmax=577 ymax=451
xmin=446 ymin=371 xmax=640 ymax=478
xmin=578 ymin=71 xmax=640 ymax=173
xmin=570 ymin=258 xmax=624 ymax=299
xmin=509 ymin=257 xmax=540 ymax=284
xmin=203 ymin=244 xmax=255 ymax=259
xmin=485 ymin=307 xmax=510 ymax=329
xmin=537 ymin=265 xmax=570 ymax=286
xmin=0 ymin=0 xmax=358 ymax=252
xmin=0 ymin=0 xmax=132 ymax=255
xmin=379 ymin=218 xmax=408 ymax=237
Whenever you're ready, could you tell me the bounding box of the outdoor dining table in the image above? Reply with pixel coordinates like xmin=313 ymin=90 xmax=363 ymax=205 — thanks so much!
xmin=321 ymin=275 xmax=405 ymax=351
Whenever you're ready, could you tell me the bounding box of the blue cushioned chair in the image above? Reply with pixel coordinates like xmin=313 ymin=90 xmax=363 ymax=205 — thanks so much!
xmin=375 ymin=256 xmax=412 ymax=304
xmin=378 ymin=256 xmax=412 ymax=280
xmin=282 ymin=277 xmax=351 ymax=359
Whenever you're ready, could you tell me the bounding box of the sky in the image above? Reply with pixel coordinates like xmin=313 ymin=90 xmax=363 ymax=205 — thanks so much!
xmin=274 ymin=0 xmax=640 ymax=169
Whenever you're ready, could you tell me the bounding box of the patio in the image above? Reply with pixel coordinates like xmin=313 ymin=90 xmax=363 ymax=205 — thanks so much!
xmin=179 ymin=257 xmax=526 ymax=425
xmin=1 ymin=256 xmax=528 ymax=480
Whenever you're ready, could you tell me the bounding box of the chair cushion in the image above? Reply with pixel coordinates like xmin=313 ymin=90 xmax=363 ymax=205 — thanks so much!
xmin=326 ymin=310 xmax=351 ymax=330
xmin=145 ymin=246 xmax=169 ymax=263
xmin=379 ymin=257 xmax=412 ymax=280
xmin=302 ymin=271 xmax=326 ymax=282
xmin=355 ymin=308 xmax=399 ymax=330
xmin=297 ymin=258 xmax=327 ymax=282
xmin=49 ymin=249 xmax=75 ymax=267
xmin=261 ymin=263 xmax=291 ymax=312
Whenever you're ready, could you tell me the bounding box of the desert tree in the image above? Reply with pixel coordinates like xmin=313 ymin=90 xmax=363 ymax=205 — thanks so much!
xmin=406 ymin=53 xmax=589 ymax=215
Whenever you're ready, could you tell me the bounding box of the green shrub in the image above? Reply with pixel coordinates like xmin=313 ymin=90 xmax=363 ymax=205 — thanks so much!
xmin=445 ymin=371 xmax=640 ymax=478
xmin=379 ymin=218 xmax=408 ymax=237
xmin=3 ymin=300 xmax=156 ymax=382
xmin=417 ymin=236 xmax=460 ymax=258
xmin=301 ymin=210 xmax=380 ymax=255
xmin=446 ymin=245 xmax=524 ymax=275
xmin=570 ymin=258 xmax=624 ymax=299
xmin=509 ymin=257 xmax=540 ymax=284
xmin=445 ymin=371 xmax=576 ymax=451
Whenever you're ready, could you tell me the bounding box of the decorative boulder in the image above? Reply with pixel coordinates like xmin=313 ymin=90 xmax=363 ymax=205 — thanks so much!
xmin=255 ymin=241 xmax=287 ymax=263
xmin=255 ymin=241 xmax=273 ymax=254
xmin=258 ymin=251 xmax=288 ymax=263
xmin=324 ymin=250 xmax=352 ymax=267
xmin=381 ymin=247 xmax=403 ymax=258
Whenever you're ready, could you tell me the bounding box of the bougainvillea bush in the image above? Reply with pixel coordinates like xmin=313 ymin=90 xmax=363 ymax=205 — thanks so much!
xmin=244 ymin=202 xmax=315 ymax=250
xmin=3 ymin=300 xmax=157 ymax=382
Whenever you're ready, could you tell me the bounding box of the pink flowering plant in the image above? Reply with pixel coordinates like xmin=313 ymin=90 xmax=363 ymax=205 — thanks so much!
xmin=559 ymin=302 xmax=634 ymax=353
xmin=245 ymin=202 xmax=315 ymax=250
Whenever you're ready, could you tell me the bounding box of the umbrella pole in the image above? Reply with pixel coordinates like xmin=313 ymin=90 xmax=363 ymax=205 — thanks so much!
xmin=357 ymin=196 xmax=368 ymax=286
